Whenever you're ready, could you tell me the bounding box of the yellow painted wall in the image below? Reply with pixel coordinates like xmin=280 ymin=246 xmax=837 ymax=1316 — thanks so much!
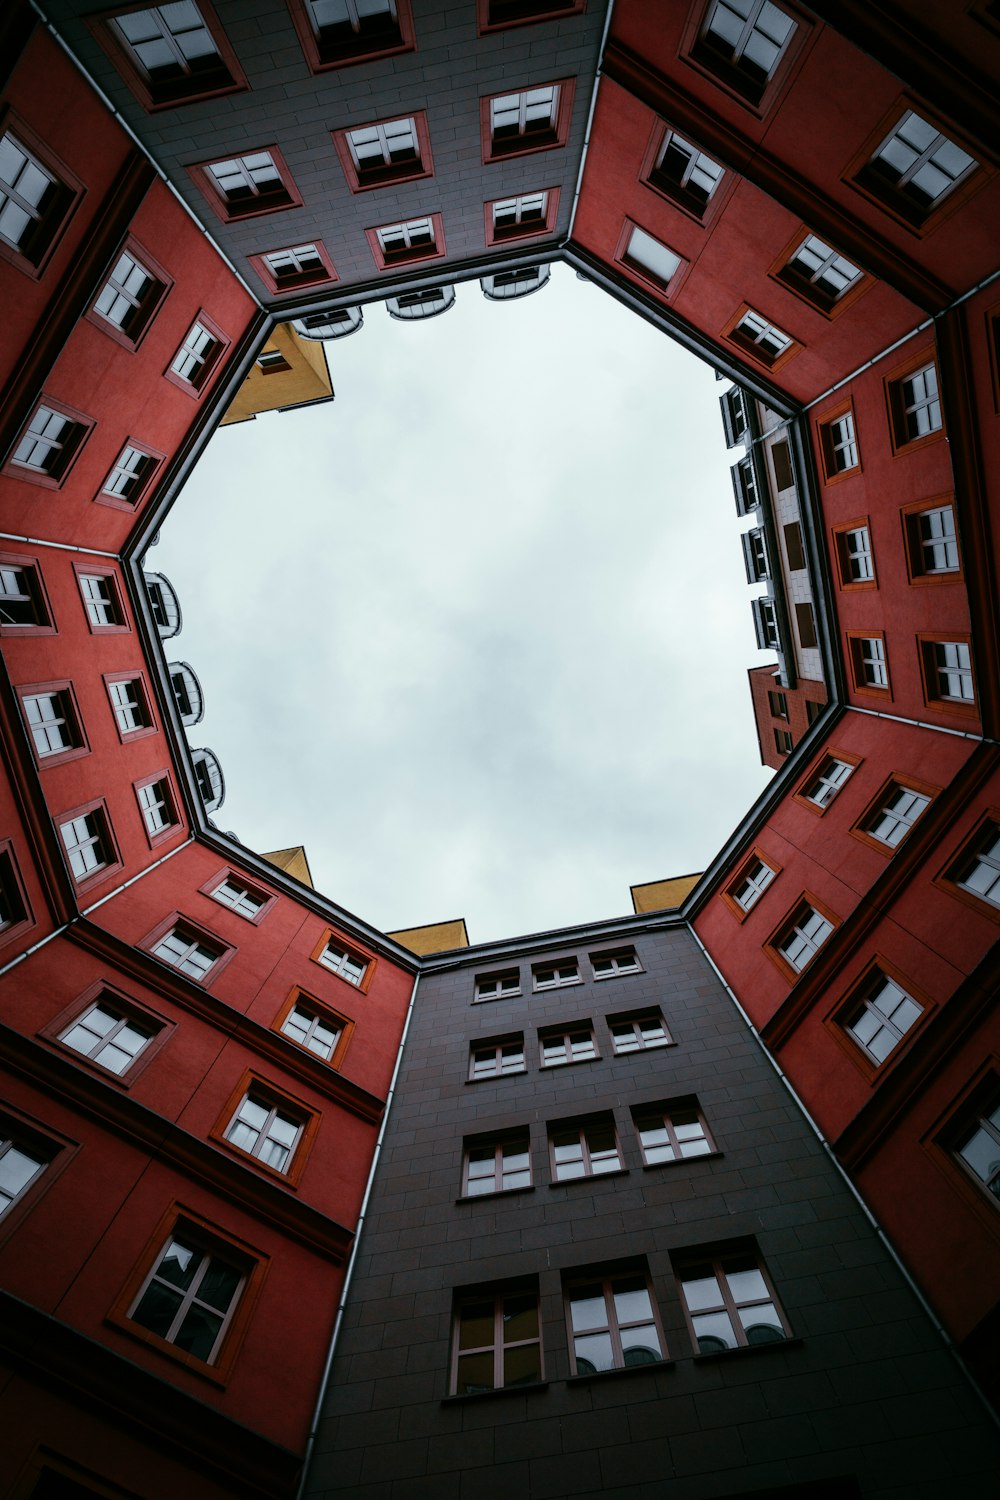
xmin=221 ymin=323 xmax=332 ymax=425
xmin=386 ymin=918 xmax=470 ymax=955
xmin=261 ymin=844 xmax=315 ymax=889
xmin=630 ymin=873 xmax=702 ymax=913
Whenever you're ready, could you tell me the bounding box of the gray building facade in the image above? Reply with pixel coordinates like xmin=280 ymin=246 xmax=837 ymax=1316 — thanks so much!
xmin=303 ymin=921 xmax=999 ymax=1499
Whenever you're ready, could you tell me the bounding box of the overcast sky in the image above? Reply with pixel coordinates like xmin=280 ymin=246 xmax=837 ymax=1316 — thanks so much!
xmin=153 ymin=266 xmax=774 ymax=944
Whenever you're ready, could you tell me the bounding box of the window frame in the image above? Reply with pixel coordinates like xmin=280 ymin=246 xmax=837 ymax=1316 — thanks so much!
xmin=484 ymin=187 xmax=559 ymax=245
xmin=164 ymin=310 xmax=230 ymax=397
xmin=538 ymin=1022 xmax=598 ymax=1069
xmin=589 ymin=947 xmax=642 ymax=981
xmin=4 ymin=396 xmax=95 ymax=490
xmin=884 ymin=353 xmax=944 ymax=455
xmin=936 ymin=811 xmax=1000 ymax=924
xmin=310 ymin=929 xmax=374 ymax=991
xmin=332 ymin=112 xmax=433 ymax=193
xmin=469 ymin=1034 xmax=527 ymax=1082
xmin=89 ymin=1 xmax=249 ymax=111
xmin=364 ymin=212 xmax=446 ymax=271
xmin=476 ymin=0 xmax=584 ymax=33
xmin=918 ymin=635 xmax=977 ymax=715
xmin=615 ymin=218 xmax=687 ymax=298
xmin=831 ymin=959 xmax=929 ymax=1078
xmin=848 ymin=101 xmax=982 ymax=235
xmin=0 ymin=552 xmax=55 ymax=636
xmin=765 ymin=894 xmax=838 ymax=983
xmin=474 ymin=969 xmax=522 ymax=1002
xmin=43 ymin=980 xmax=171 ymax=1086
xmin=212 ymin=1071 xmax=316 ymax=1183
xmin=936 ymin=1072 xmax=1000 ymax=1220
xmin=273 ymin=987 xmax=353 ymax=1068
xmin=794 ymin=749 xmax=861 ymax=816
xmin=721 ymin=846 xmax=781 ymax=921
xmin=563 ymin=1264 xmax=667 ymax=1376
xmin=723 ymin=303 xmax=800 ymax=371
xmin=74 ymin=564 xmax=130 ymax=635
xmin=18 ymin=680 xmax=89 ymax=768
xmin=142 ymin=911 xmax=234 ymax=985
xmin=632 ymin=1099 xmax=716 ymax=1167
xmin=641 ymin=121 xmax=727 ymax=223
xmin=0 ymin=110 xmax=84 ymax=279
xmin=901 ymin=497 xmax=962 ymax=584
xmin=531 ymin=957 xmax=581 ymax=992
xmin=0 ymin=840 xmax=34 ymax=951
xmin=480 ymin=79 xmax=575 ymax=164
xmin=607 ymin=1008 xmax=674 ymax=1055
xmin=57 ymin=797 xmax=122 ymax=892
xmin=104 ymin=671 xmax=156 ymax=743
xmin=461 ymin=1130 xmax=533 ymax=1198
xmin=450 ymin=1281 xmax=543 ymax=1395
xmin=548 ymin=1113 xmax=624 ymax=1183
xmin=0 ymin=1108 xmax=72 ymax=1245
xmin=96 ymin=437 xmax=166 ymax=511
xmin=110 ymin=1204 xmax=265 ymax=1383
xmin=85 ymin=235 xmax=172 ymax=351
xmin=191 ymin=146 xmax=302 ymax=223
xmin=846 ymin=631 xmax=891 ymax=697
xmin=287 ymin=0 xmax=416 ymax=73
xmin=770 ymin=226 xmax=868 ymax=318
xmin=674 ymin=1242 xmax=791 ymax=1355
xmin=133 ymin=770 xmax=181 ymax=848
xmin=850 ymin=774 xmax=936 ymax=856
xmin=199 ymin=868 xmax=277 ymax=925
xmin=249 ymin=240 xmax=338 ymax=296
xmin=816 ymin=400 xmax=861 ymax=482
xmin=832 ymin=518 xmax=877 ymax=590
xmin=683 ymin=0 xmax=807 ymax=115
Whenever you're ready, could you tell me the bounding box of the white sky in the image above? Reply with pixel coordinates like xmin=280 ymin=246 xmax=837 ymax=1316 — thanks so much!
xmin=153 ymin=266 xmax=775 ymax=943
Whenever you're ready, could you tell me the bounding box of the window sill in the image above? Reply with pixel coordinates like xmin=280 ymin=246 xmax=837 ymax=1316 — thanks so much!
xmin=540 ymin=1055 xmax=599 ymax=1070
xmin=549 ymin=1168 xmax=628 ymax=1187
xmin=443 ymin=1380 xmax=548 ymax=1405
xmin=641 ymin=1151 xmax=722 ymax=1171
xmin=693 ymin=1336 xmax=802 ymax=1363
xmin=533 ymin=978 xmax=583 ymax=993
xmin=457 ymin=1185 xmax=535 ymax=1204
xmin=567 ymin=1358 xmax=674 ymax=1385
xmin=472 ymin=993 xmax=521 ymax=1004
xmin=465 ymin=1071 xmax=527 ymax=1085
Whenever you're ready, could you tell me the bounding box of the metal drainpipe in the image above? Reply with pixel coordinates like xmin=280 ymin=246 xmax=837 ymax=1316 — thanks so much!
xmin=0 ymin=531 xmax=118 ymax=558
xmin=846 ymin=702 xmax=998 ymax=744
xmin=295 ymin=968 xmax=422 ymax=1499
xmin=564 ymin=0 xmax=617 ymax=246
xmin=686 ymin=923 xmax=1000 ymax=1430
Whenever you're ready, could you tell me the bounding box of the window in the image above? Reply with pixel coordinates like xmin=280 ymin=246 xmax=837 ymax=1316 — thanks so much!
xmin=850 ymin=634 xmax=889 ymax=691
xmin=806 ymin=698 xmax=824 ymax=725
xmin=100 ymin=2 xmax=246 ymax=108
xmin=197 ymin=149 xmax=300 ymax=220
xmin=768 ymin=689 xmax=787 ymax=719
xmin=922 ymin=639 xmax=975 ymax=704
xmin=565 ymin=1269 xmax=664 ymax=1373
xmin=22 ymin=688 xmax=81 ymax=760
xmin=478 ymin=0 xmax=583 ymax=30
xmin=835 ymin=524 xmax=874 ymax=585
xmin=469 ymin=1037 xmax=525 ymax=1080
xmin=289 ymin=0 xmax=415 ymax=70
xmin=59 ymin=806 xmax=114 ymax=883
xmin=151 ymin=923 xmax=225 ymax=981
xmin=144 ymin=571 xmax=181 ymax=636
xmin=796 ymin=599 xmax=819 ymax=646
xmin=0 ymin=560 xmax=50 ymax=630
xmin=79 ymin=573 xmax=123 ymax=629
xmin=954 ymin=1096 xmax=1000 ymax=1202
xmin=633 ymin=1102 xmax=714 ymax=1164
xmin=727 ymin=307 xmax=796 ymax=367
xmin=694 ymin=0 xmax=797 ymax=105
xmin=280 ymin=996 xmax=344 ymax=1062
xmin=169 ymin=661 xmax=203 ymax=724
xmin=905 ymin=503 xmax=959 ymax=578
xmin=100 ymin=442 xmax=160 ymax=507
xmin=532 ymin=958 xmax=579 ymax=990
xmin=729 ymin=855 xmax=777 ymax=912
xmin=168 ymin=317 xmax=225 ymax=392
xmin=452 ymin=1286 xmax=541 ymax=1393
xmin=549 ymin=1116 xmax=622 ymax=1180
xmin=91 ymin=244 xmax=166 ymax=345
xmin=475 ymin=970 xmax=520 ymax=1001
xmin=770 ymin=438 xmax=793 ymax=492
xmin=108 ymin=677 xmax=152 ymax=736
xmin=9 ymin=401 xmax=91 ymax=486
xmin=801 ymin=755 xmax=855 ymax=809
xmin=387 ymin=286 xmax=456 ymax=321
xmin=863 ymin=784 xmax=930 ymax=848
xmin=774 ymin=727 xmax=793 ymax=755
xmin=0 ymin=846 xmax=30 ymax=939
xmin=481 ymin=265 xmax=551 ymax=301
xmin=776 ymin=233 xmax=862 ymax=312
xmin=0 ymin=1135 xmax=47 ymax=1217
xmin=857 ymin=110 xmax=977 ymax=227
xmin=335 ymin=114 xmax=431 ymax=190
xmin=224 ymin=1091 xmax=302 ymax=1173
xmin=540 ymin=1025 xmax=597 ymax=1067
xmin=590 ymin=948 xmax=640 ymax=980
xmin=367 ymin=214 xmax=445 ymax=270
xmin=487 ymin=189 xmax=556 ymax=243
xmin=127 ymin=1227 xmax=248 ymax=1364
xmin=0 ymin=126 xmax=77 ymax=274
xmin=482 ymin=81 xmax=573 ymax=161
xmin=731 ymin=455 xmax=758 ymax=515
xmin=751 ymin=596 xmax=779 ymax=651
xmin=192 ymin=748 xmax=225 ymax=812
xmin=317 ymin=937 xmax=368 ymax=986
xmin=620 ymin=223 xmax=683 ymax=293
xmin=648 ymin=130 xmax=724 ymax=216
xmin=609 ymin=1011 xmax=672 ymax=1053
xmin=137 ymin=777 xmax=176 ymax=837
xmin=741 ymin=527 xmax=769 ymax=583
xmin=463 ymin=1133 xmax=531 ymax=1196
xmin=59 ymin=997 xmax=155 ymax=1075
xmin=676 ymin=1246 xmax=789 ymax=1351
xmin=209 ymin=875 xmax=268 ymax=921
xmin=948 ymin=821 xmax=1000 ymax=909
xmin=720 ymin=386 xmax=748 ymax=447
xmin=845 ymin=973 xmax=922 ymax=1065
xmin=820 ymin=410 xmax=859 ymax=476
xmin=254 ymin=241 xmax=335 ymax=293
xmin=774 ymin=901 xmax=834 ymax=974
xmin=888 ymin=362 xmax=942 ymax=447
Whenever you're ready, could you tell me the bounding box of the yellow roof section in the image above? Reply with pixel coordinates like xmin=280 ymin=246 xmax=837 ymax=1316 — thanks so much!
xmin=386 ymin=918 xmax=470 ymax=955
xmin=220 ymin=322 xmax=333 ymax=425
xmin=630 ymin=873 xmax=702 ymax=913
xmin=261 ymin=845 xmax=314 ymax=889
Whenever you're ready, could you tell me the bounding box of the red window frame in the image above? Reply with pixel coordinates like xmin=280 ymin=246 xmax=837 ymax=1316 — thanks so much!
xmin=133 ymin=769 xmax=183 ymax=849
xmin=273 ymin=987 xmax=353 ymax=1068
xmin=0 ymin=840 xmax=34 ymax=951
xmin=286 ymin=0 xmax=416 ymax=73
xmin=332 ymin=111 xmax=433 ymax=193
xmin=56 ymin=796 xmax=123 ymax=894
xmin=764 ymin=893 xmax=839 ymax=984
xmin=141 ymin=910 xmax=234 ymax=984
xmin=845 ymin=631 xmax=891 ymax=698
xmin=4 ymin=396 xmax=95 ymax=490
xmin=104 ymin=671 xmax=157 ymax=743
xmin=484 ymin=187 xmax=559 ymax=245
xmin=310 ymin=927 xmax=375 ymax=991
xmin=190 ymin=146 xmax=302 ymax=223
xmin=42 ymin=979 xmax=173 ymax=1087
xmin=364 ymin=213 xmax=446 ymax=271
xmin=901 ymin=496 xmax=962 ymax=584
xmin=210 ymin=1070 xmax=318 ymax=1185
xmin=73 ymin=563 xmax=130 ymax=636
xmin=88 ymin=1 xmax=249 ymax=111
xmin=769 ymin=225 xmax=869 ymax=320
xmin=96 ymin=437 xmax=166 ymax=512
xmin=18 ymin=679 xmax=89 ymax=769
xmin=476 ymin=0 xmax=584 ymax=33
xmin=480 ymin=78 xmax=575 ymax=164
xmin=615 ymin=217 xmax=688 ymax=299
xmin=720 ymin=846 xmax=781 ymax=922
xmin=164 ymin=310 xmax=230 ymax=398
xmin=0 ymin=552 xmax=55 ymax=636
xmin=249 ymin=240 xmax=338 ymax=296
xmin=0 ymin=109 xmax=84 ymax=280
xmin=85 ymin=235 xmax=172 ymax=351
xmin=722 ymin=303 xmax=800 ymax=371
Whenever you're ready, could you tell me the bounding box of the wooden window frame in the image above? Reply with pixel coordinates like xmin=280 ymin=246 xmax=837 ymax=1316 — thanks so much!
xmin=722 ymin=302 xmax=800 ymax=372
xmin=96 ymin=437 xmax=166 ymax=512
xmin=0 ymin=108 xmax=84 ymax=280
xmin=249 ymin=240 xmax=338 ymax=296
xmin=74 ymin=563 xmax=130 ymax=635
xmin=484 ymin=187 xmax=559 ymax=245
xmin=211 ymin=1070 xmax=318 ymax=1185
xmin=287 ymin=0 xmax=416 ymax=73
xmin=364 ymin=213 xmax=446 ymax=271
xmin=310 ymin=928 xmax=375 ymax=991
xmin=846 ymin=630 xmax=891 ymax=698
xmin=827 ymin=957 xmax=931 ymax=1082
xmin=815 ymin=399 xmax=861 ymax=484
xmin=917 ymin=633 xmax=977 ymax=717
xmin=273 ymin=987 xmax=353 ymax=1068
xmin=480 ymin=79 xmax=575 ymax=164
xmin=720 ymin=846 xmax=781 ymax=922
xmin=85 ymin=235 xmax=173 ymax=351
xmin=793 ymin=747 xmax=862 ymax=818
xmin=901 ymin=496 xmax=962 ymax=584
xmin=108 ymin=1202 xmax=266 ymax=1384
xmin=4 ymin=395 xmax=95 ymax=490
xmin=41 ymin=979 xmax=173 ymax=1087
xmin=850 ymin=773 xmax=937 ymax=856
xmin=141 ymin=910 xmax=235 ymax=984
xmin=461 ymin=1130 xmax=533 ymax=1198
xmin=190 ymin=146 xmax=302 ymax=224
xmin=88 ymin=1 xmax=249 ymax=111
xmin=0 ymin=840 xmax=34 ymax=950
xmin=764 ymin=892 xmax=839 ymax=984
xmin=769 ymin=225 xmax=869 ymax=320
xmin=332 ymin=112 xmax=433 ymax=193
xmin=18 ymin=680 xmax=89 ymax=768
xmin=56 ymin=796 xmax=123 ymax=893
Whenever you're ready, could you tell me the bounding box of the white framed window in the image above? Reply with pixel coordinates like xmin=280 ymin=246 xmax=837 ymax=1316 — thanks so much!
xmin=12 ymin=405 xmax=83 ymax=477
xmin=128 ymin=1231 xmax=246 ymax=1364
xmin=103 ymin=444 xmax=157 ymax=502
xmin=470 ymin=1039 xmax=525 ymax=1080
xmin=751 ymin=596 xmax=779 ymax=651
xmin=732 ymin=309 xmax=793 ymax=362
xmin=955 ymin=1099 xmax=1000 ymax=1201
xmin=634 ymin=1104 xmax=713 ymax=1164
xmin=915 ymin=505 xmax=959 ymax=573
xmin=207 ymin=151 xmax=281 ymax=203
xmin=152 ymin=925 xmax=221 ymax=980
xmin=318 ymin=938 xmax=367 ymax=985
xmin=492 ymin=191 xmax=547 ymax=233
xmin=109 ymin=679 xmax=149 ymax=734
xmin=804 ymin=756 xmax=854 ymax=809
xmin=842 ymin=526 xmax=873 ymax=582
xmin=533 ymin=959 xmax=579 ymax=990
xmin=490 ymin=86 xmax=558 ymax=144
xmin=263 ymin=244 xmax=323 ymax=278
xmin=93 ymin=249 xmax=157 ymax=332
xmin=677 ymin=1248 xmax=789 ymax=1352
xmin=347 ymin=117 xmax=418 ymax=170
xmin=624 ymin=225 xmax=682 ymax=288
xmin=824 ymin=411 xmax=858 ymax=473
xmin=590 ymin=949 xmax=640 ymax=979
xmin=540 ymin=1026 xmax=597 ymax=1067
xmin=170 ymin=321 xmax=219 ymax=386
xmin=732 ymin=857 xmax=776 ymax=911
xmin=463 ymin=1135 xmax=531 ymax=1196
xmin=566 ymin=1270 xmax=665 ymax=1373
xmin=858 ymin=636 xmax=888 ymax=688
xmin=225 ymin=1093 xmax=302 ymax=1172
xmin=549 ymin=1118 xmax=622 ymax=1180
xmin=137 ymin=779 xmax=174 ymax=835
xmin=375 ymin=217 xmax=435 ymax=255
xmin=846 ymin=975 xmax=922 ymax=1064
xmin=742 ymin=527 xmax=769 ymax=583
xmin=60 ymin=811 xmax=110 ymax=881
xmin=0 ymin=1136 xmax=47 ymax=1216
xmin=476 ymin=971 xmax=521 ymax=1001
xmin=784 ymin=234 xmax=861 ymax=304
xmin=59 ymin=999 xmax=154 ymax=1075
xmin=609 ymin=1012 xmax=671 ymax=1053
xmin=79 ymin=574 xmax=120 ymax=628
xmin=210 ymin=877 xmax=266 ymax=920
xmin=1 ymin=564 xmax=45 ymax=627
xmin=954 ymin=825 xmax=1000 ymax=908
xmin=897 ymin=364 xmax=941 ymax=441
xmin=867 ymin=112 xmax=976 ymax=219
xmin=281 ymin=1002 xmax=341 ymax=1061
xmin=0 ymin=131 xmax=57 ymax=254
xmin=23 ymin=692 xmax=72 ymax=755
xmin=866 ymin=786 xmax=930 ymax=847
xmin=929 ymin=641 xmax=974 ymax=701
xmin=777 ymin=904 xmax=833 ymax=972
xmin=111 ymin=3 xmax=221 ymax=82
xmin=653 ymin=131 xmax=723 ymax=208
